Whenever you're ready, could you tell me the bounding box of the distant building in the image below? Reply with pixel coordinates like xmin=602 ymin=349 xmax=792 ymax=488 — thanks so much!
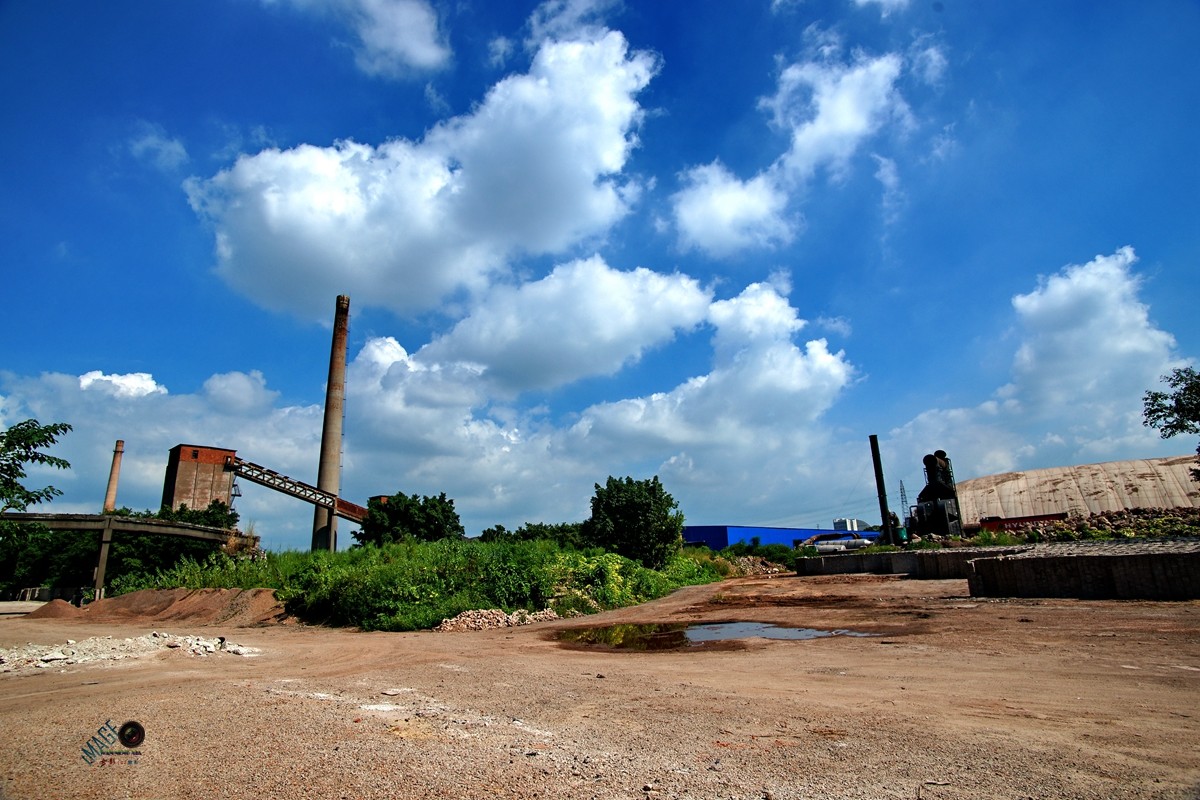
xmin=683 ymin=525 xmax=876 ymax=550
xmin=161 ymin=444 xmax=236 ymax=511
xmin=833 ymin=518 xmax=872 ymax=531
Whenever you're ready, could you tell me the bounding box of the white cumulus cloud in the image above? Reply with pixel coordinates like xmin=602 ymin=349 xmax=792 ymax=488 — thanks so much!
xmin=672 ymin=49 xmax=909 ymax=257
xmin=340 ymin=277 xmax=856 ymax=531
xmin=188 ymin=30 xmax=656 ymax=320
xmin=265 ymin=0 xmax=450 ymax=77
xmin=853 ymin=0 xmax=910 ymax=18
xmin=420 ymin=255 xmax=712 ymax=394
xmin=202 ymin=370 xmax=281 ymax=415
xmin=128 ymin=123 xmax=189 ymax=172
xmin=888 ymin=247 xmax=1188 ymax=483
xmin=672 ymin=164 xmax=794 ymax=257
xmin=767 ymin=52 xmax=909 ymax=183
xmin=350 ymin=0 xmax=450 ymax=76
xmin=79 ymin=371 xmax=167 ymax=398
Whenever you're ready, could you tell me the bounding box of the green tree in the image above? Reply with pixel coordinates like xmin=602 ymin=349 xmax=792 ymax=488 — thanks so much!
xmin=355 ymin=491 xmax=465 ymax=546
xmin=519 ymin=521 xmax=587 ymax=550
xmin=0 ymin=419 xmax=72 ymax=512
xmin=1 ymin=420 xmax=74 ymax=595
xmin=480 ymin=521 xmax=587 ymax=549
xmin=581 ymin=475 xmax=684 ymax=570
xmin=479 ymin=523 xmax=512 ymax=542
xmin=1144 ymin=367 xmax=1200 ymax=481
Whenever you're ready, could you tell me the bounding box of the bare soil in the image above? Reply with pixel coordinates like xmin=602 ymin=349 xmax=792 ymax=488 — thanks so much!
xmin=2 ymin=574 xmax=1198 ymax=800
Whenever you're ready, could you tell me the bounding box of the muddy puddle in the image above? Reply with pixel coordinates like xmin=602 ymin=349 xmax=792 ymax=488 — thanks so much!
xmin=556 ymin=621 xmax=877 ymax=650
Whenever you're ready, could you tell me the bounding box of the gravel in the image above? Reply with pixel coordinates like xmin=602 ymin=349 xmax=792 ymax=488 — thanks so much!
xmin=1 ymin=575 xmax=1197 ymax=800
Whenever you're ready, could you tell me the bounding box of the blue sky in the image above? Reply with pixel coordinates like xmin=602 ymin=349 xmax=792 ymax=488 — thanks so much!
xmin=2 ymin=0 xmax=1197 ymax=550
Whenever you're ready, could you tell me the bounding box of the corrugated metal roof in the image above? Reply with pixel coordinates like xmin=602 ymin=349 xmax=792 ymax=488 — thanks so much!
xmin=956 ymin=455 xmax=1200 ymax=522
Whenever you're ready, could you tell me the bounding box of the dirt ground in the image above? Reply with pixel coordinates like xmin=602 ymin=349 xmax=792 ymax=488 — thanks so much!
xmin=1 ymin=574 xmax=1198 ymax=800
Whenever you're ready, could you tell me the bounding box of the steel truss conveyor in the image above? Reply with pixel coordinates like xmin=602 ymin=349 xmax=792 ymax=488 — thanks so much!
xmin=225 ymin=456 xmax=368 ymax=524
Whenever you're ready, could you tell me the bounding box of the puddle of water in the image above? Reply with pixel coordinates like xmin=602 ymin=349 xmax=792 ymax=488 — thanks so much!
xmin=686 ymin=621 xmax=874 ymax=642
xmin=558 ymin=623 xmax=690 ymax=650
xmin=557 ymin=622 xmax=876 ymax=650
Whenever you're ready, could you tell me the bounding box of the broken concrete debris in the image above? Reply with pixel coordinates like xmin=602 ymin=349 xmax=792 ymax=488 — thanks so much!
xmin=0 ymin=632 xmax=261 ymax=675
xmin=434 ymin=608 xmax=560 ymax=632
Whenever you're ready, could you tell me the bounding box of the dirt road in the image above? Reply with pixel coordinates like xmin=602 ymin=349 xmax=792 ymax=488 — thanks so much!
xmin=2 ymin=574 xmax=1198 ymax=799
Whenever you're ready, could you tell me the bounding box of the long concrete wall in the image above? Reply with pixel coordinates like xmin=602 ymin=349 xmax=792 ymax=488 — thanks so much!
xmin=793 ymin=540 xmax=1200 ymax=600
xmin=967 ymin=552 xmax=1200 ymax=600
xmin=795 ymin=548 xmax=1026 ymax=580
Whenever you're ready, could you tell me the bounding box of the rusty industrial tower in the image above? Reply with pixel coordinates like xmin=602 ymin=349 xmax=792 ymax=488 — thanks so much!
xmin=159 ymin=295 xmax=363 ymax=551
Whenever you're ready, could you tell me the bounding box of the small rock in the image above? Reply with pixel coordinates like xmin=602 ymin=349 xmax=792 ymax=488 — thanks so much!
xmin=225 ymin=645 xmax=260 ymax=657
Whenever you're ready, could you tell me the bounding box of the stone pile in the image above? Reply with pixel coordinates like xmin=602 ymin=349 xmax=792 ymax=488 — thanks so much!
xmin=731 ymin=555 xmax=789 ymax=575
xmin=434 ymin=608 xmax=559 ymax=632
xmin=989 ymin=507 xmax=1200 ymax=541
xmin=0 ymin=631 xmax=261 ymax=675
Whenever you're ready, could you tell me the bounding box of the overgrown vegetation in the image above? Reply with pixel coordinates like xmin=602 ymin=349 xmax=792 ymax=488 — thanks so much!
xmin=355 ymin=491 xmax=466 ymax=546
xmin=113 ymin=538 xmax=726 ymax=631
xmin=479 ymin=521 xmax=586 ymax=550
xmin=0 ymin=499 xmax=239 ymax=598
xmin=0 ymin=416 xmax=242 ymax=597
xmin=719 ymin=537 xmax=799 ymax=570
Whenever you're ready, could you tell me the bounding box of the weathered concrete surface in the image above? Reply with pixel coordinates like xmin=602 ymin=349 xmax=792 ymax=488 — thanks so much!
xmin=967 ymin=539 xmax=1200 ymax=600
xmin=797 ymin=540 xmax=1200 ymax=600
xmin=3 ymin=575 xmax=1199 ymax=800
xmin=956 ymin=455 xmax=1200 ymax=521
xmin=796 ymin=547 xmax=1026 ymax=579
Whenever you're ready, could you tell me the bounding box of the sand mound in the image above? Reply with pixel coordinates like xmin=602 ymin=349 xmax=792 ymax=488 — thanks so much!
xmin=26 ymin=599 xmax=83 ymax=620
xmin=31 ymin=588 xmax=289 ymax=627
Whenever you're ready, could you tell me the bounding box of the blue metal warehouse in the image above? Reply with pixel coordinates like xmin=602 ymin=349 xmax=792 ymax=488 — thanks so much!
xmin=682 ymin=525 xmax=878 ymax=551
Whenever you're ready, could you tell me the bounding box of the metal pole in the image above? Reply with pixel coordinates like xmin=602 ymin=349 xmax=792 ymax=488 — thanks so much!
xmin=869 ymin=435 xmax=894 ymax=546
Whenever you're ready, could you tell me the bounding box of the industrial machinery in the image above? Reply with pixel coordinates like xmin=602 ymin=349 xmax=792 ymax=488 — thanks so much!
xmin=906 ymin=449 xmax=963 ymax=539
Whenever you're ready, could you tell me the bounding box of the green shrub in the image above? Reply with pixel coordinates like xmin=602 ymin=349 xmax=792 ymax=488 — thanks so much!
xmin=720 ymin=540 xmax=798 ymax=569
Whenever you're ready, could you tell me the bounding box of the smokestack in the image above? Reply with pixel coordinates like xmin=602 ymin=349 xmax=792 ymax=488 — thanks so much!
xmin=869 ymin=434 xmax=895 ymax=546
xmin=312 ymin=295 xmax=350 ymax=551
xmin=103 ymin=440 xmax=124 ymax=513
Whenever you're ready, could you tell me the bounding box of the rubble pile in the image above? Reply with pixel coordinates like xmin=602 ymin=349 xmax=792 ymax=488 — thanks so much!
xmin=434 ymin=608 xmax=559 ymax=632
xmin=980 ymin=507 xmax=1200 ymax=541
xmin=1077 ymin=507 xmax=1200 ymax=537
xmin=0 ymin=631 xmax=261 ymax=675
xmin=731 ymin=556 xmax=789 ymax=576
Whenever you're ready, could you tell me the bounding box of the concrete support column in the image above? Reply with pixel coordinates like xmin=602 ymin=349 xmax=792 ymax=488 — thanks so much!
xmin=93 ymin=516 xmax=114 ymax=600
